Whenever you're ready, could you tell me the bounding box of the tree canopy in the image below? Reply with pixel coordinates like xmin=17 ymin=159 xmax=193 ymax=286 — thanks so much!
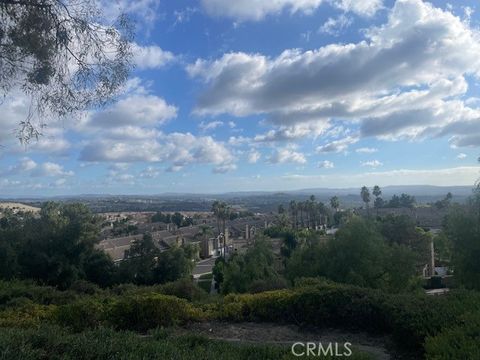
xmin=0 ymin=0 xmax=133 ymax=142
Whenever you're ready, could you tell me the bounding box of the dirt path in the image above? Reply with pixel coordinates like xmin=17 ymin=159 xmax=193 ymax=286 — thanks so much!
xmin=182 ymin=321 xmax=397 ymax=359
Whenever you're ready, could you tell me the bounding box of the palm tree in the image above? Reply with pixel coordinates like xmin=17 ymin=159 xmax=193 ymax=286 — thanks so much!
xmin=330 ymin=196 xmax=339 ymax=212
xmin=289 ymin=200 xmax=298 ymax=229
xmin=361 ymin=186 xmax=371 ymax=217
xmin=372 ymin=185 xmax=382 ymax=216
xmin=211 ymin=201 xmax=221 ymax=236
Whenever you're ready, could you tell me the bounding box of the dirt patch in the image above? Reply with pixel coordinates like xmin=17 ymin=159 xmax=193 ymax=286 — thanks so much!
xmin=181 ymin=321 xmax=400 ymax=359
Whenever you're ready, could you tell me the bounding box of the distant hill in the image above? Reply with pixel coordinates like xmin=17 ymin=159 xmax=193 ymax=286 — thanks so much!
xmin=0 ymin=202 xmax=40 ymax=213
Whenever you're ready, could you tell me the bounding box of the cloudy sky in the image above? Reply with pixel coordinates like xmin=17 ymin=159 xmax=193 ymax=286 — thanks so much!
xmin=1 ymin=0 xmax=480 ymax=195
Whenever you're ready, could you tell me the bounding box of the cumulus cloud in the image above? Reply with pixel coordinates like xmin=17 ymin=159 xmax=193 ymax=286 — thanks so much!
xmin=80 ymin=133 xmax=236 ymax=173
xmin=318 ymin=160 xmax=334 ymax=168
xmin=190 ymin=0 xmax=480 ymax=148
xmin=82 ymin=95 xmax=177 ymax=130
xmin=133 ymin=44 xmax=176 ymax=70
xmin=31 ymin=162 xmax=74 ymax=177
xmin=360 ymin=160 xmax=383 ymax=168
xmin=1 ymin=157 xmax=38 ymax=176
xmin=268 ymin=147 xmax=307 ymax=164
xmin=457 ymin=153 xmax=467 ymax=159
xmin=200 ymin=0 xmax=382 ymax=21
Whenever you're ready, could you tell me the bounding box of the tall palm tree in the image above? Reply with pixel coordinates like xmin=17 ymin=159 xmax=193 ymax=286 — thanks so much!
xmin=361 ymin=186 xmax=371 ymax=217
xmin=372 ymin=185 xmax=382 ymax=216
xmin=289 ymin=200 xmax=298 ymax=229
xmin=330 ymin=196 xmax=340 ymax=213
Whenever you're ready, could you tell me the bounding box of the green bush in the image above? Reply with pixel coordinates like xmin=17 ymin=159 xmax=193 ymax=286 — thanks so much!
xmin=0 ymin=303 xmax=55 ymax=328
xmin=106 ymin=294 xmax=201 ymax=331
xmin=0 ymin=280 xmax=78 ymax=308
xmin=53 ymin=299 xmax=106 ymax=332
xmin=425 ymin=314 xmax=480 ymax=360
xmin=110 ymin=279 xmax=208 ymax=302
xmin=217 ymin=281 xmax=480 ymax=353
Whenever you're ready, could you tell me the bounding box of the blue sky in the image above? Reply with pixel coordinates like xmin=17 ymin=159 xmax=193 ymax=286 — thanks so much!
xmin=1 ymin=0 xmax=480 ymax=195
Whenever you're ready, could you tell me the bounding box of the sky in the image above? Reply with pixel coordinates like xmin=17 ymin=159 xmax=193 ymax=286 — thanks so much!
xmin=1 ymin=0 xmax=480 ymax=195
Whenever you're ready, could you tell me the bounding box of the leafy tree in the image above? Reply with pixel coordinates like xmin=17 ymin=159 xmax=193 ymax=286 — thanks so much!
xmin=444 ymin=193 xmax=480 ymax=290
xmin=0 ymin=0 xmax=133 ymax=142
xmin=117 ymin=233 xmax=159 ymax=285
xmin=0 ymin=202 xmax=114 ymax=289
xmin=435 ymin=192 xmax=453 ymax=210
xmin=154 ymin=246 xmax=194 ymax=284
xmin=286 ymin=217 xmax=418 ymax=292
xmin=220 ymin=238 xmax=281 ymax=294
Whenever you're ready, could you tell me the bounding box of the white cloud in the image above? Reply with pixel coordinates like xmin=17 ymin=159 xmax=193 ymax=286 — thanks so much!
xmin=200 ymin=0 xmax=382 ymax=21
xmin=80 ymin=132 xmax=236 ymax=173
xmin=31 ymin=162 xmax=74 ymax=177
xmin=190 ymin=0 xmax=480 ymax=148
xmin=316 ymin=136 xmax=358 ymax=153
xmin=199 ymin=120 xmax=224 ymax=132
xmin=269 ymin=147 xmax=307 ymax=164
xmin=140 ymin=166 xmax=160 ymax=178
xmin=248 ymin=150 xmax=261 ymax=163
xmin=319 ymin=14 xmax=352 ymax=36
xmin=1 ymin=157 xmax=38 ymax=176
xmin=99 ymin=0 xmax=161 ymax=27
xmin=201 ymin=0 xmax=324 ymax=21
xmin=82 ymin=94 xmax=177 ymax=130
xmin=457 ymin=153 xmax=467 ymax=159
xmin=356 ymin=147 xmax=378 ymax=154
xmin=133 ymin=44 xmax=176 ymax=70
xmin=360 ymin=160 xmax=383 ymax=168
xmin=318 ymin=160 xmax=334 ymax=168
xmin=331 ymin=0 xmax=383 ymax=17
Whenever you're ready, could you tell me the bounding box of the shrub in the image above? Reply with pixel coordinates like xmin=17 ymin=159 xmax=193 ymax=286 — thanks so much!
xmin=106 ymin=294 xmax=201 ymax=331
xmin=425 ymin=314 xmax=480 ymax=360
xmin=0 ymin=303 xmax=55 ymax=328
xmin=0 ymin=280 xmax=78 ymax=308
xmin=159 ymin=279 xmax=208 ymax=302
xmin=53 ymin=299 xmax=106 ymax=332
xmin=216 ymin=281 xmax=480 ymax=353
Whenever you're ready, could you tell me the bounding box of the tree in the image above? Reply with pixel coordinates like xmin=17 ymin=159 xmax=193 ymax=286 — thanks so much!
xmin=0 ymin=202 xmax=114 ymax=289
xmin=211 ymin=201 xmax=231 ymax=257
xmin=330 ymin=196 xmax=340 ymax=212
xmin=444 ymin=194 xmax=480 ymax=290
xmin=372 ymin=185 xmax=383 ymax=215
xmin=360 ymin=186 xmax=371 ymax=216
xmin=289 ymin=200 xmax=298 ymax=229
xmin=219 ymin=238 xmax=282 ymax=294
xmin=154 ymin=246 xmax=194 ymax=284
xmin=286 ymin=217 xmax=418 ymax=292
xmin=117 ymin=233 xmax=159 ymax=285
xmin=0 ymin=0 xmax=133 ymax=143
